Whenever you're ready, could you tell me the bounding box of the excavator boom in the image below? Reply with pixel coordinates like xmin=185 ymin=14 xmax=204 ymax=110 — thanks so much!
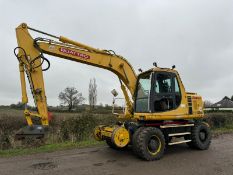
xmin=15 ymin=23 xmax=137 ymax=139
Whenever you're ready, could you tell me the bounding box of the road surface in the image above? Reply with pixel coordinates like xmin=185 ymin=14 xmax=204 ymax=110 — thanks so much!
xmin=0 ymin=134 xmax=232 ymax=175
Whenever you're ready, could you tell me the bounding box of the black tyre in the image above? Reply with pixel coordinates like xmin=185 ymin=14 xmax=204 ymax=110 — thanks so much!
xmin=134 ymin=127 xmax=165 ymax=161
xmin=189 ymin=122 xmax=211 ymax=150
xmin=132 ymin=127 xmax=145 ymax=155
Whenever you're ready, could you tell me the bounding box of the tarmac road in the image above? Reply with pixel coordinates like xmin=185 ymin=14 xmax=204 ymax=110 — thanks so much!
xmin=0 ymin=133 xmax=232 ymax=175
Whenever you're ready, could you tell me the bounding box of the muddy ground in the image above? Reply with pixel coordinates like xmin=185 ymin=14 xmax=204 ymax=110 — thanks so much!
xmin=0 ymin=134 xmax=232 ymax=175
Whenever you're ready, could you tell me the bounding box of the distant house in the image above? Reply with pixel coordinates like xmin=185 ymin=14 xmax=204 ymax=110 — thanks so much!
xmin=207 ymin=97 xmax=233 ymax=111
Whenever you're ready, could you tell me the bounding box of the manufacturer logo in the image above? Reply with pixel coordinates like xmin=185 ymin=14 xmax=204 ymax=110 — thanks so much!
xmin=59 ymin=47 xmax=90 ymax=59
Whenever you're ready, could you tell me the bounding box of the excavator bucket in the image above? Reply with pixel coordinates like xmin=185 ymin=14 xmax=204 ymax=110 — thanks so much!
xmin=15 ymin=125 xmax=46 ymax=140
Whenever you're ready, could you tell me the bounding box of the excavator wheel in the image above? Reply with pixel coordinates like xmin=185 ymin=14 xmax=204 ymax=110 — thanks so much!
xmin=132 ymin=127 xmax=145 ymax=155
xmin=188 ymin=122 xmax=211 ymax=150
xmin=134 ymin=127 xmax=165 ymax=161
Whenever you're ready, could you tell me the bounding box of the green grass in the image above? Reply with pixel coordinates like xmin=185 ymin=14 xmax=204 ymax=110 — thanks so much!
xmin=0 ymin=139 xmax=104 ymax=157
xmin=212 ymin=125 xmax=233 ymax=136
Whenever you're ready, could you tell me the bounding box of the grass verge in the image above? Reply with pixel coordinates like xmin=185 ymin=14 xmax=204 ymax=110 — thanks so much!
xmin=0 ymin=139 xmax=104 ymax=157
xmin=1 ymin=126 xmax=233 ymax=158
xmin=212 ymin=125 xmax=233 ymax=137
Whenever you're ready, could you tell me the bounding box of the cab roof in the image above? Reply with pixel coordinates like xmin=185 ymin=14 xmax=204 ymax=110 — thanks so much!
xmin=138 ymin=67 xmax=178 ymax=76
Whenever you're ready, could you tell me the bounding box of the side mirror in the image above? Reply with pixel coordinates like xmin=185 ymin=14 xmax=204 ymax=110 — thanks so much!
xmin=111 ymin=89 xmax=118 ymax=97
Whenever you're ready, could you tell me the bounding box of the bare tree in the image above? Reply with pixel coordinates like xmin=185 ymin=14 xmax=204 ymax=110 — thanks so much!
xmin=88 ymin=78 xmax=97 ymax=109
xmin=231 ymin=95 xmax=233 ymax=101
xmin=204 ymin=100 xmax=213 ymax=108
xmin=58 ymin=87 xmax=85 ymax=111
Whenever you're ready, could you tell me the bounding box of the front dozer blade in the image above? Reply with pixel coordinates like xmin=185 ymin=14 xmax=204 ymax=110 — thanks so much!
xmin=15 ymin=125 xmax=46 ymax=140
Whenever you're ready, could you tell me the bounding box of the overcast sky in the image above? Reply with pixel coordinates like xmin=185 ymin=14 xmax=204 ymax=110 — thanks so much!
xmin=0 ymin=0 xmax=233 ymax=106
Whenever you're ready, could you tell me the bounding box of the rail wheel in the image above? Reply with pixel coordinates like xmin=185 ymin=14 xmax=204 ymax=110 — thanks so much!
xmin=106 ymin=126 xmax=129 ymax=150
xmin=106 ymin=138 xmax=118 ymax=149
xmin=106 ymin=138 xmax=128 ymax=150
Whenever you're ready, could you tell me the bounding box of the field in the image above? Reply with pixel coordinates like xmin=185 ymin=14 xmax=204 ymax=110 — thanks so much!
xmin=0 ymin=107 xmax=233 ymax=156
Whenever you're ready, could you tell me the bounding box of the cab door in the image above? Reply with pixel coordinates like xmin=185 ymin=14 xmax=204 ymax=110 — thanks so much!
xmin=151 ymin=72 xmax=181 ymax=112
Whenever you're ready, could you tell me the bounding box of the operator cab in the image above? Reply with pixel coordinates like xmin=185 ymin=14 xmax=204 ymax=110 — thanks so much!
xmin=135 ymin=68 xmax=182 ymax=113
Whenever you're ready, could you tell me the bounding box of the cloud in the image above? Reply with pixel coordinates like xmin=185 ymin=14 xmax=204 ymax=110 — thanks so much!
xmin=0 ymin=0 xmax=233 ymax=106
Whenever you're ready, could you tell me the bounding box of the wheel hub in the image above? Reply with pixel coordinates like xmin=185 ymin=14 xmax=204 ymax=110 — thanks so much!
xmin=148 ymin=136 xmax=160 ymax=153
xmin=199 ymin=131 xmax=206 ymax=141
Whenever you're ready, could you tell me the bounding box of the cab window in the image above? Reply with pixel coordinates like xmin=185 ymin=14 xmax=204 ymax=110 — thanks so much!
xmin=135 ymin=73 xmax=152 ymax=112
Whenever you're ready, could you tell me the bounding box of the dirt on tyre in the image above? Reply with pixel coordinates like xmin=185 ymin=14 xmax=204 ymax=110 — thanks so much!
xmin=134 ymin=127 xmax=165 ymax=161
xmin=190 ymin=122 xmax=211 ymax=150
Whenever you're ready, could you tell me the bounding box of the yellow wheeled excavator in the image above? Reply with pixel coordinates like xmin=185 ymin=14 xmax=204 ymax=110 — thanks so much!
xmin=14 ymin=23 xmax=211 ymax=160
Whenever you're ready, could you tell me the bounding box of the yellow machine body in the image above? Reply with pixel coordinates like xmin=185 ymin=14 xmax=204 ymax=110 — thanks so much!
xmin=14 ymin=23 xmax=205 ymax=153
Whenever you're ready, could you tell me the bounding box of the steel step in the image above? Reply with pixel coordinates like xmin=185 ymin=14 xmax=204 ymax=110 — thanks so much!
xmin=169 ymin=132 xmax=191 ymax=137
xmin=160 ymin=124 xmax=194 ymax=128
xmin=168 ymin=139 xmax=191 ymax=145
